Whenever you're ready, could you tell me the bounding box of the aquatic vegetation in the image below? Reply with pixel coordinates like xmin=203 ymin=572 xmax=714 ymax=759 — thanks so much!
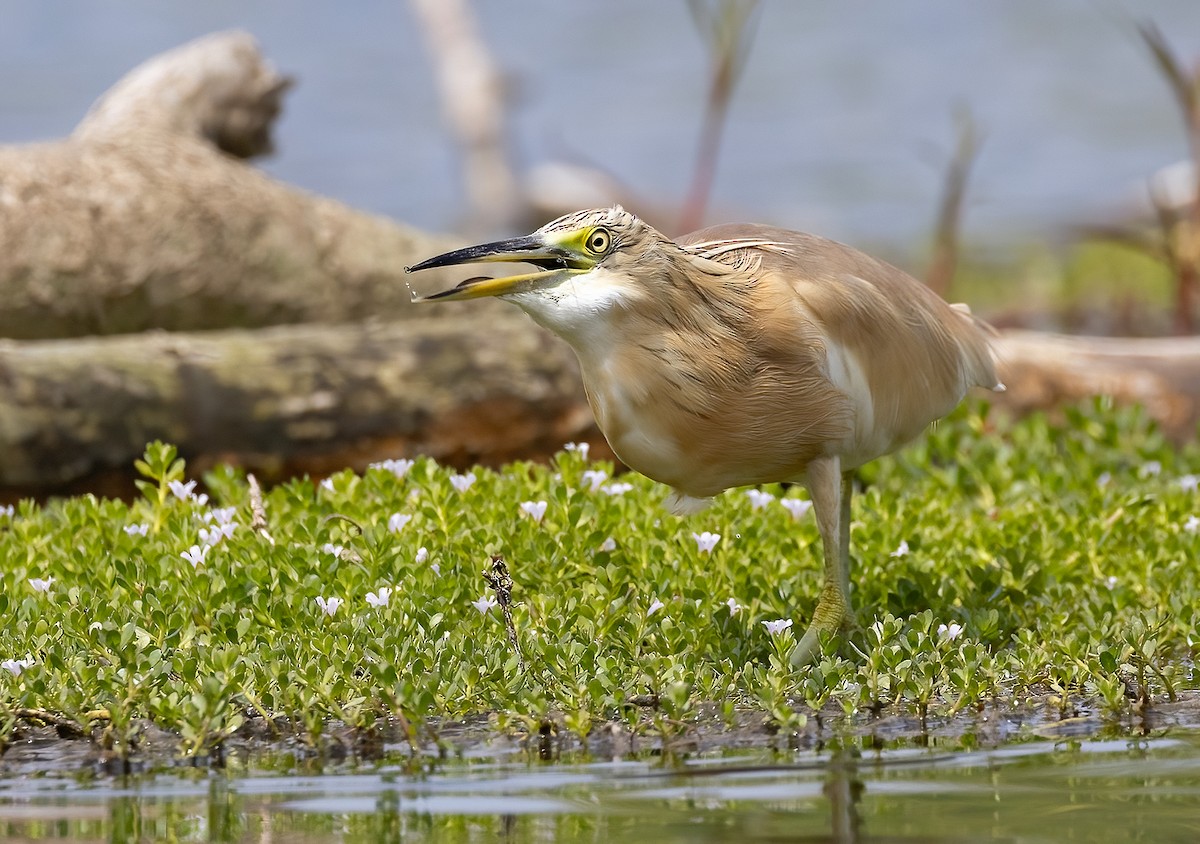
xmin=1 ymin=400 xmax=1198 ymax=757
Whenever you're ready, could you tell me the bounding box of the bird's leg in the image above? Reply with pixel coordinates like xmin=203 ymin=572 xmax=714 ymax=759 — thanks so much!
xmin=838 ymin=472 xmax=852 ymax=600
xmin=791 ymin=457 xmax=853 ymax=667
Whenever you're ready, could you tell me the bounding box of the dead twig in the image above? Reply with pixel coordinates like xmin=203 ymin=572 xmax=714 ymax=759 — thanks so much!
xmin=1138 ymin=22 xmax=1200 ymax=334
xmin=678 ymin=0 xmax=761 ymax=233
xmin=925 ymin=107 xmax=982 ymax=298
xmin=483 ymin=555 xmax=525 ymax=672
xmin=247 ymin=473 xmax=274 ymax=544
xmin=408 ymin=0 xmax=526 ymax=233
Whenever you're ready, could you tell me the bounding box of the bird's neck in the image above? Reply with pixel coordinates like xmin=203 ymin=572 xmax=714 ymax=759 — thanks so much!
xmin=503 ymin=270 xmax=640 ymax=359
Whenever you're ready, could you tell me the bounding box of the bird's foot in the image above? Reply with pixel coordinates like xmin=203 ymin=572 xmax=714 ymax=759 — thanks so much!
xmin=789 ymin=585 xmax=850 ymax=668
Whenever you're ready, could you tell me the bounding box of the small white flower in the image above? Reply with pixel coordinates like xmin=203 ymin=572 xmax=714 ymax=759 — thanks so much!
xmin=746 ymin=489 xmax=775 ymax=510
xmin=598 ymin=537 xmax=617 ymax=553
xmin=890 ymin=540 xmax=910 ymax=558
xmin=430 ymin=562 xmax=441 ymax=575
xmin=124 ymin=523 xmax=150 ymax=537
xmin=472 ymin=594 xmax=499 ymax=614
xmin=725 ymin=597 xmax=744 ymax=615
xmin=371 ymin=457 xmax=415 ymax=479
xmin=415 ymin=546 xmax=429 ymax=564
xmin=198 ymin=522 xmax=236 ymax=546
xmin=450 ymin=472 xmax=476 ymax=493
xmin=1 ymin=657 xmax=34 ymax=677
xmin=366 ymin=587 xmax=392 ymax=608
xmin=601 ymin=482 xmax=634 ymax=496
xmin=1139 ymin=461 xmax=1163 ymax=479
xmin=1104 ymin=576 xmax=1119 ymax=589
xmin=937 ymin=622 xmax=964 ymax=641
xmin=1097 ymin=471 xmax=1112 ymax=488
xmin=168 ymin=479 xmax=197 ymax=501
xmin=315 ymin=596 xmax=343 ymax=617
xmin=582 ymin=469 xmax=608 ymax=491
xmin=29 ymin=577 xmax=54 ymax=593
xmin=762 ymin=618 xmax=794 ymax=635
xmin=1178 ymin=474 xmax=1200 ymax=493
xmin=320 ymin=477 xmax=336 ymax=493
xmin=647 ymin=598 xmax=665 ymax=616
xmin=181 ymin=545 xmax=208 ymax=568
xmin=519 ymin=500 xmax=548 ymax=523
xmin=322 ymin=542 xmax=345 ymax=558
xmin=204 ymin=507 xmax=237 ymax=526
xmin=1185 ymin=515 xmax=1200 ymax=534
xmin=563 ymin=442 xmax=590 ymax=460
xmin=780 ymin=498 xmax=813 ymax=521
xmin=692 ymin=531 xmax=721 ymax=554
xmin=0 ymin=504 xmax=13 ymax=518
xmin=388 ymin=512 xmax=413 ymax=532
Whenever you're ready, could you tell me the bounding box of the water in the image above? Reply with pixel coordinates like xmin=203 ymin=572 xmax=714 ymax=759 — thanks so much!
xmin=4 ymin=733 xmax=1200 ymax=842
xmin=2 ymin=1 xmax=1200 ymax=250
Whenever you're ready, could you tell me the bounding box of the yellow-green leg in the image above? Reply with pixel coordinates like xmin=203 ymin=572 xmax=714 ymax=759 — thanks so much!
xmin=791 ymin=457 xmax=853 ymax=666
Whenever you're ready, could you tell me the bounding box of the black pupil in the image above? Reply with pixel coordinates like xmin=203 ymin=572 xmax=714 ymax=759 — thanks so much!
xmin=591 ymin=233 xmax=606 ymax=250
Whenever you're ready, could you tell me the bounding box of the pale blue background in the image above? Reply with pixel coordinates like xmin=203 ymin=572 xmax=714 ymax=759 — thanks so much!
xmin=1 ymin=1 xmax=1197 ymax=251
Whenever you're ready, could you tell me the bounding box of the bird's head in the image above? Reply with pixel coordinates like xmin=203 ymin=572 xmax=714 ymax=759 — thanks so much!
xmin=407 ymin=207 xmax=671 ymax=316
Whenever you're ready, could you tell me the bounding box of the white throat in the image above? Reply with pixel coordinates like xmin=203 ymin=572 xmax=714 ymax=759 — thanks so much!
xmin=503 ymin=268 xmax=634 ymax=357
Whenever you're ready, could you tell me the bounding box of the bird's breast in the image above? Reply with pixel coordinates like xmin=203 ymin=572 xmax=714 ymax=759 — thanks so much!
xmin=581 ymin=357 xmax=691 ymax=489
xmin=577 ymin=341 xmax=847 ymax=497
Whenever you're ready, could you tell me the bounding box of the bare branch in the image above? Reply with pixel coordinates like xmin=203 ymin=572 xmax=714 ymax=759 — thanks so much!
xmin=408 ymin=0 xmax=526 ymax=233
xmin=925 ymin=107 xmax=983 ymax=298
xmin=678 ymin=0 xmax=762 ymax=233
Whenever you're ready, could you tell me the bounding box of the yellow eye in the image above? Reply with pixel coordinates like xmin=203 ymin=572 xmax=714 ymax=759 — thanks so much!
xmin=585 ymin=227 xmax=612 ymax=255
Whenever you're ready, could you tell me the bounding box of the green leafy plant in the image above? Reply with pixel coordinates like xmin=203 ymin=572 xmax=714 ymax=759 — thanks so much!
xmin=1 ymin=401 xmax=1198 ymax=758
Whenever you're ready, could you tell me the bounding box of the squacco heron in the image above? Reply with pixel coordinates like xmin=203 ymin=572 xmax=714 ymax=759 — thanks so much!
xmin=407 ymin=207 xmax=1002 ymax=665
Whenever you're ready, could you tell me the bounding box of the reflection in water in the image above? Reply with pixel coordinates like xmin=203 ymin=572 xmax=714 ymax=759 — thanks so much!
xmin=3 ymin=733 xmax=1200 ymax=842
xmin=824 ymin=749 xmax=863 ymax=844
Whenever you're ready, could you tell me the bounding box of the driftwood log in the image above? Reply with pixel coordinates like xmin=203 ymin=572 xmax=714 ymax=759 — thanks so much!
xmin=990 ymin=331 xmax=1200 ymax=439
xmin=0 ymin=314 xmax=600 ymax=496
xmin=3 ymin=326 xmax=1198 ymax=498
xmin=0 ymin=31 xmax=469 ymax=340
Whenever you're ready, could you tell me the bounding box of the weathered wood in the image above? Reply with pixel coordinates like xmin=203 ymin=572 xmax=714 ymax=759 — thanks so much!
xmin=992 ymin=330 xmax=1200 ymax=439
xmin=0 ymin=31 xmax=466 ymax=340
xmin=0 ymin=314 xmax=600 ymax=495
xmin=3 ymin=324 xmax=1199 ymax=497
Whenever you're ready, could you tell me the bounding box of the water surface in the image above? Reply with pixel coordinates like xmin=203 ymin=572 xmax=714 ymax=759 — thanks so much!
xmin=4 ymin=731 xmax=1200 ymax=842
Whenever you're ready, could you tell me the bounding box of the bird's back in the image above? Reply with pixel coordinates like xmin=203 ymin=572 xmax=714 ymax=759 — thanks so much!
xmin=676 ymin=223 xmax=1000 ymax=473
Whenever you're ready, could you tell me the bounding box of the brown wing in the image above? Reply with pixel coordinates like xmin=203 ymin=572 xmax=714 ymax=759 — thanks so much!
xmin=680 ymin=223 xmax=1000 ymax=459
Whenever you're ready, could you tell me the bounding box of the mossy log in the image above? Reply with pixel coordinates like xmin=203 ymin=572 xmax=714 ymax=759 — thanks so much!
xmin=0 ymin=314 xmax=601 ymax=496
xmin=4 ymin=324 xmax=1200 ymax=497
xmin=0 ymin=31 xmax=465 ymax=340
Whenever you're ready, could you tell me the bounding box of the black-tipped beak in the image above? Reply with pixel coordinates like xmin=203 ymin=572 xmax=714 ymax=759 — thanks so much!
xmin=406 ymin=235 xmax=592 ymax=302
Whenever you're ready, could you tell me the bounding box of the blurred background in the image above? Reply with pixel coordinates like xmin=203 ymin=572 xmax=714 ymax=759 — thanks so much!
xmin=5 ymin=1 xmax=1200 ymax=499
xmin=3 ymin=0 xmax=1199 ymax=254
